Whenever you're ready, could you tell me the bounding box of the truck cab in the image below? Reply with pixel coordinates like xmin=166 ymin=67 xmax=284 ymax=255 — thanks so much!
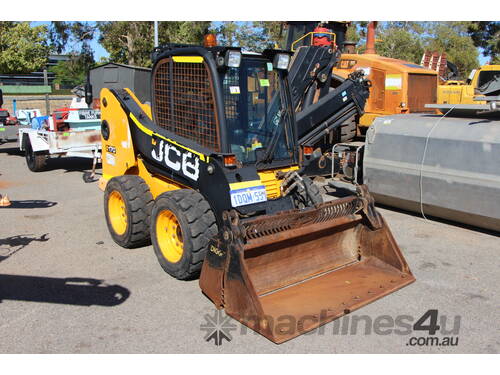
xmin=437 ymin=65 xmax=500 ymax=105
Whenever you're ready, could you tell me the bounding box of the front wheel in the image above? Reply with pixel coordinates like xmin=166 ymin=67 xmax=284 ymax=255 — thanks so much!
xmin=151 ymin=189 xmax=217 ymax=280
xmin=104 ymin=175 xmax=154 ymax=248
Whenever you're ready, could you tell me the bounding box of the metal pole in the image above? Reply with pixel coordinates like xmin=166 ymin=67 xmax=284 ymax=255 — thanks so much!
xmin=43 ymin=68 xmax=50 ymax=116
xmin=154 ymin=21 xmax=159 ymax=48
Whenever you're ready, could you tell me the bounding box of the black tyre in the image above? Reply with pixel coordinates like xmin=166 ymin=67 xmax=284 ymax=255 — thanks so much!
xmin=295 ymin=176 xmax=323 ymax=208
xmin=339 ymin=116 xmax=357 ymax=142
xmin=23 ymin=134 xmax=47 ymax=172
xmin=104 ymin=175 xmax=154 ymax=248
xmin=151 ymin=189 xmax=217 ymax=280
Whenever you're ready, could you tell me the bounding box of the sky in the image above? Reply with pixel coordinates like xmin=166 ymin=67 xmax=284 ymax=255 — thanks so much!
xmin=31 ymin=21 xmax=489 ymax=65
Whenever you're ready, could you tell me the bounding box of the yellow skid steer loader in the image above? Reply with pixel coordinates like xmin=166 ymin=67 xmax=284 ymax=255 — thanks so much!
xmin=98 ymin=44 xmax=415 ymax=343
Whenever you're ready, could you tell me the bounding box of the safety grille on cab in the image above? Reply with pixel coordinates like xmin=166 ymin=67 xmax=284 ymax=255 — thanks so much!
xmin=153 ymin=58 xmax=220 ymax=152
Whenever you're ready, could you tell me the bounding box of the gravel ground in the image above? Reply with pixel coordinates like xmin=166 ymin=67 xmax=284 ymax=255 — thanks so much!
xmin=0 ymin=142 xmax=498 ymax=353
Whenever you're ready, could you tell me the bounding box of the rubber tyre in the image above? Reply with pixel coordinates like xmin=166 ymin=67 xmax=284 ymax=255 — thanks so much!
xmin=151 ymin=189 xmax=218 ymax=280
xmin=104 ymin=175 xmax=154 ymax=248
xmin=23 ymin=134 xmax=47 ymax=172
xmin=339 ymin=116 xmax=357 ymax=142
xmin=302 ymin=176 xmax=323 ymax=206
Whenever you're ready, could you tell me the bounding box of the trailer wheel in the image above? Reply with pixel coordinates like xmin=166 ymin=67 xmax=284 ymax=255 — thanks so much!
xmin=23 ymin=134 xmax=47 ymax=172
xmin=151 ymin=189 xmax=217 ymax=280
xmin=339 ymin=116 xmax=357 ymax=142
xmin=104 ymin=175 xmax=154 ymax=248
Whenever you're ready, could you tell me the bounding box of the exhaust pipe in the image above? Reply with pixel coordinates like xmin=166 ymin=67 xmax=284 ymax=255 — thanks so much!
xmin=365 ymin=21 xmax=378 ymax=54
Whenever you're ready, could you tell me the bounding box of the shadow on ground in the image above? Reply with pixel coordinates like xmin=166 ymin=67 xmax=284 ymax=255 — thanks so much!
xmin=0 ymin=274 xmax=130 ymax=307
xmin=0 ymin=145 xmax=23 ymax=156
xmin=3 ymin=200 xmax=57 ymax=209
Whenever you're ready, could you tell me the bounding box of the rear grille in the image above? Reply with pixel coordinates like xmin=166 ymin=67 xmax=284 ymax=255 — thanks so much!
xmin=153 ymin=58 xmax=220 ymax=151
xmin=408 ymin=74 xmax=437 ymax=113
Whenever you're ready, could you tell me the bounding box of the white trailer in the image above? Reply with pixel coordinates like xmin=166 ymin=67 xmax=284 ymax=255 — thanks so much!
xmin=19 ymin=108 xmax=101 ymax=176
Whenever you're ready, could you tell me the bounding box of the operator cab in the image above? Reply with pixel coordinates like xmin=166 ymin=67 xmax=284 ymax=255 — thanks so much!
xmin=220 ymin=52 xmax=295 ymax=167
xmin=151 ymin=45 xmax=297 ymax=170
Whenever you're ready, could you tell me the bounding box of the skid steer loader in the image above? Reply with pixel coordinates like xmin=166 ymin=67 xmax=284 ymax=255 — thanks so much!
xmin=98 ymin=44 xmax=415 ymax=343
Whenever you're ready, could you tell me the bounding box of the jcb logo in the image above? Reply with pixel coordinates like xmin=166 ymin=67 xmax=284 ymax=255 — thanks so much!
xmin=151 ymin=139 xmax=200 ymax=181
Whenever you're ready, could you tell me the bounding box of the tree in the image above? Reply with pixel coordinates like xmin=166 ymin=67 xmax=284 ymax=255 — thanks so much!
xmin=47 ymin=21 xmax=96 ymax=87
xmin=375 ymin=24 xmax=424 ymax=63
xmin=424 ymin=22 xmax=479 ymax=77
xmin=98 ymin=21 xmax=210 ymax=67
xmin=49 ymin=54 xmax=90 ymax=86
xmin=211 ymin=22 xmax=283 ymax=51
xmin=0 ymin=22 xmax=49 ymax=73
xmin=468 ymin=21 xmax=500 ymax=64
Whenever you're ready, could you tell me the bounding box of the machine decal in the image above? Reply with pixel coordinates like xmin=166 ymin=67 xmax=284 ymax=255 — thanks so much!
xmin=129 ymin=112 xmax=208 ymax=162
xmin=106 ymin=145 xmax=116 ymax=154
xmin=385 ymin=74 xmax=403 ymax=90
xmin=172 ymin=56 xmax=204 ymax=63
xmin=151 ymin=139 xmax=200 ymax=182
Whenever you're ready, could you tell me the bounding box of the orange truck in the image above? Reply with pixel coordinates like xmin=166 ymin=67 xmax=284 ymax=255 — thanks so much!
xmin=331 ymin=22 xmax=438 ymax=129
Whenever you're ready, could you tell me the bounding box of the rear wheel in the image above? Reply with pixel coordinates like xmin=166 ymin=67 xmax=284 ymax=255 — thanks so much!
xmin=151 ymin=189 xmax=217 ymax=280
xmin=23 ymin=135 xmax=47 ymax=172
xmin=104 ymin=175 xmax=154 ymax=248
xmin=339 ymin=116 xmax=357 ymax=142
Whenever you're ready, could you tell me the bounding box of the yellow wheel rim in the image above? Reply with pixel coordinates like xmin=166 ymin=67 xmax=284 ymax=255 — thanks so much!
xmin=156 ymin=209 xmax=184 ymax=263
xmin=108 ymin=191 xmax=127 ymax=235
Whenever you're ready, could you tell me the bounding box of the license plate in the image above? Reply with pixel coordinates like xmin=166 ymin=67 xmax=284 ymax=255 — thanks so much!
xmin=230 ymin=185 xmax=267 ymax=207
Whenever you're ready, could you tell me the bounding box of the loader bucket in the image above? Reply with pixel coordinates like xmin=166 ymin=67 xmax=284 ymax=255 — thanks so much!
xmin=200 ymin=186 xmax=415 ymax=344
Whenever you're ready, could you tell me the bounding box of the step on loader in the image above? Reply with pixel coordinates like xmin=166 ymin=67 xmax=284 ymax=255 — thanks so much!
xmin=98 ymin=44 xmax=415 ymax=343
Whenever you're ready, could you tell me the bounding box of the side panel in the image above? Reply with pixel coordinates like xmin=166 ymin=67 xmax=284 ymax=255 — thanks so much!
xmin=100 ymin=88 xmax=138 ymax=180
xmin=19 ymin=129 xmax=49 ymax=152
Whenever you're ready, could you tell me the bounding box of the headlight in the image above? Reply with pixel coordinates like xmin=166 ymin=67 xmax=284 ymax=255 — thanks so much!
xmin=225 ymin=50 xmax=241 ymax=68
xmin=273 ymin=53 xmax=290 ymax=70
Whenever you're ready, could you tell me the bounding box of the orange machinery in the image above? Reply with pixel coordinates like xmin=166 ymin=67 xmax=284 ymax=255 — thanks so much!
xmin=331 ymin=22 xmax=439 ymax=129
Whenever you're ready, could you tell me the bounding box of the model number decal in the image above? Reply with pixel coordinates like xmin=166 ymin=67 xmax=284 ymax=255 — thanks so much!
xmin=151 ymin=139 xmax=200 ymax=181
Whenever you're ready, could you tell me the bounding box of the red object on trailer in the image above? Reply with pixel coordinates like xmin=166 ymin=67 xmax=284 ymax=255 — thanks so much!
xmin=51 ymin=107 xmax=79 ymax=131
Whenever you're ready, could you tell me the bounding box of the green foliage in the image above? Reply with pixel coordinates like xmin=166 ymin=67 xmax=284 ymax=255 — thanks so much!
xmin=211 ymin=22 xmax=284 ymax=51
xmin=345 ymin=23 xmax=361 ymax=44
xmin=375 ymin=26 xmax=424 ymax=63
xmin=49 ymin=55 xmax=88 ymax=86
xmin=47 ymin=21 xmax=95 ymax=88
xmin=0 ymin=22 xmax=49 ymax=73
xmin=98 ymin=21 xmax=210 ymax=67
xmin=468 ymin=21 xmax=500 ymax=64
xmin=424 ymin=22 xmax=479 ymax=77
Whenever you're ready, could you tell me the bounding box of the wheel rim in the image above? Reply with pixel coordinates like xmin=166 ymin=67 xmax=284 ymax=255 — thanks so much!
xmin=156 ymin=209 xmax=184 ymax=263
xmin=108 ymin=191 xmax=127 ymax=235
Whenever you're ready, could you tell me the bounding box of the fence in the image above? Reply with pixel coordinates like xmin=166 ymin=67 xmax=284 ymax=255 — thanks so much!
xmin=2 ymin=96 xmax=74 ymax=116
